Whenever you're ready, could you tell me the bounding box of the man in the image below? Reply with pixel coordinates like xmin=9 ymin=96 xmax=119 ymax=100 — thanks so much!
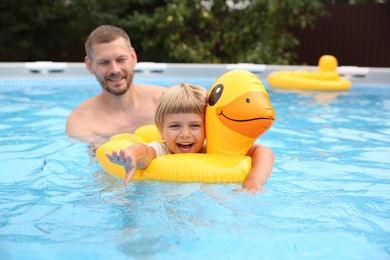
xmin=66 ymin=25 xmax=166 ymax=143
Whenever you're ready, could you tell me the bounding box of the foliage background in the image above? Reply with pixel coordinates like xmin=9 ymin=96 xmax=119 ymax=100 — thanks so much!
xmin=0 ymin=0 xmax=387 ymax=65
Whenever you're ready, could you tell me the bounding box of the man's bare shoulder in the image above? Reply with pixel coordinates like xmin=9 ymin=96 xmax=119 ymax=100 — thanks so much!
xmin=135 ymin=84 xmax=166 ymax=103
xmin=68 ymin=95 xmax=100 ymax=118
xmin=66 ymin=95 xmax=100 ymax=136
xmin=138 ymin=84 xmax=166 ymax=95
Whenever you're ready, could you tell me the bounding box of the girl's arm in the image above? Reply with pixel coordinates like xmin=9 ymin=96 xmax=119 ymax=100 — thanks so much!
xmin=106 ymin=143 xmax=157 ymax=186
xmin=243 ymin=144 xmax=274 ymax=194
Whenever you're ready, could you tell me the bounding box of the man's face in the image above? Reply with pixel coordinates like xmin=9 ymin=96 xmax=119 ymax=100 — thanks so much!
xmin=85 ymin=38 xmax=137 ymax=96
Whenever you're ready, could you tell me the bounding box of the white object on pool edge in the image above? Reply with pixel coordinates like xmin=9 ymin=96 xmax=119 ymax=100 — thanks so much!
xmin=337 ymin=66 xmax=370 ymax=78
xmin=25 ymin=61 xmax=67 ymax=74
xmin=135 ymin=62 xmax=168 ymax=73
xmin=226 ymin=63 xmax=266 ymax=73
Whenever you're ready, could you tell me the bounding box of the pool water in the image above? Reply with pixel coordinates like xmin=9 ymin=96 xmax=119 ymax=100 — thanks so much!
xmin=0 ymin=77 xmax=389 ymax=259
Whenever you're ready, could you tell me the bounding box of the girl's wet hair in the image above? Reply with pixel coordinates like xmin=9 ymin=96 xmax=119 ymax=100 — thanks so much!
xmin=155 ymin=83 xmax=208 ymax=128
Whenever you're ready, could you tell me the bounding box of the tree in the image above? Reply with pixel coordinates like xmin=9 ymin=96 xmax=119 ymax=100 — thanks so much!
xmin=0 ymin=0 xmax=326 ymax=64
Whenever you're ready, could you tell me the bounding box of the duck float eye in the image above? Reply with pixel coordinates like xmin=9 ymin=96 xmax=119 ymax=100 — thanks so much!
xmin=208 ymin=84 xmax=224 ymax=106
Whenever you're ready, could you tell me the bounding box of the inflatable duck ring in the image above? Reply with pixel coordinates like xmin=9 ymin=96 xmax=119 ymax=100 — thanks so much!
xmin=267 ymin=55 xmax=351 ymax=91
xmin=96 ymin=70 xmax=276 ymax=183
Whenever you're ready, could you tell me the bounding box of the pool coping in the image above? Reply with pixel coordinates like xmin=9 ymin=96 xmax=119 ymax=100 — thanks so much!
xmin=0 ymin=62 xmax=389 ymax=87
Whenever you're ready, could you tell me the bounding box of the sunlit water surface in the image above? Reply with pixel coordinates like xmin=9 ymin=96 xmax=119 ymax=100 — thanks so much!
xmin=0 ymin=77 xmax=389 ymax=259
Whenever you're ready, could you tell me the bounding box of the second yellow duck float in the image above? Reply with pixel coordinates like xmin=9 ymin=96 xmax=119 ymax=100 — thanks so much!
xmin=267 ymin=55 xmax=351 ymax=91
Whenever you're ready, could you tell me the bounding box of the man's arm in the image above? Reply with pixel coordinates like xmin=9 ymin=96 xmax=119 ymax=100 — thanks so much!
xmin=65 ymin=110 xmax=96 ymax=142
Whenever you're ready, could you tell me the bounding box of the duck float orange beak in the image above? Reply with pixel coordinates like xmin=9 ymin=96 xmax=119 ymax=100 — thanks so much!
xmin=96 ymin=70 xmax=276 ymax=183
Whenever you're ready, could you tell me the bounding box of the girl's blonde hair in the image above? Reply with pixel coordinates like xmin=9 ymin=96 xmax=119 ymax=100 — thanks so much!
xmin=155 ymin=83 xmax=208 ymax=129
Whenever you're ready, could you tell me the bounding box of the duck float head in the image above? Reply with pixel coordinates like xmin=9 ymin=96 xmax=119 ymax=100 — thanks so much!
xmin=206 ymin=70 xmax=275 ymax=156
xmin=318 ymin=55 xmax=338 ymax=72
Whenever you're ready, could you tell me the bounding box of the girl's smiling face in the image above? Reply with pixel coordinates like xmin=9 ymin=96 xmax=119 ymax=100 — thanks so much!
xmin=160 ymin=113 xmax=205 ymax=154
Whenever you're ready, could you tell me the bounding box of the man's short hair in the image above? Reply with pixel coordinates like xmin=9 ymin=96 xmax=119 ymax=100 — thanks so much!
xmin=85 ymin=25 xmax=132 ymax=59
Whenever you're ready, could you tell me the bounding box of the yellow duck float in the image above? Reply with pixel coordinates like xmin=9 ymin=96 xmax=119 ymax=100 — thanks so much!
xmin=96 ymin=70 xmax=275 ymax=183
xmin=267 ymin=55 xmax=351 ymax=91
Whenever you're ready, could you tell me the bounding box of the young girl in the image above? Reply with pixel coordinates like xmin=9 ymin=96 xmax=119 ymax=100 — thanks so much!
xmin=106 ymin=83 xmax=274 ymax=194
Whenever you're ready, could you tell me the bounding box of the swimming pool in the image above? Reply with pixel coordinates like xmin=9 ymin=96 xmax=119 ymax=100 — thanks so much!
xmin=0 ymin=66 xmax=389 ymax=259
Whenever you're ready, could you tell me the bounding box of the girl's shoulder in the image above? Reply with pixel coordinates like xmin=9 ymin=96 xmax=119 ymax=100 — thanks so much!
xmin=147 ymin=141 xmax=172 ymax=157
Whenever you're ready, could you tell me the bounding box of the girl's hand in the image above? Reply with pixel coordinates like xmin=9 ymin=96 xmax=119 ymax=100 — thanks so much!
xmin=106 ymin=149 xmax=136 ymax=186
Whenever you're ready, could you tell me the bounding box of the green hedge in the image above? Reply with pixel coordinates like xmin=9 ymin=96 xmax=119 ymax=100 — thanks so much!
xmin=0 ymin=0 xmax=327 ymax=64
